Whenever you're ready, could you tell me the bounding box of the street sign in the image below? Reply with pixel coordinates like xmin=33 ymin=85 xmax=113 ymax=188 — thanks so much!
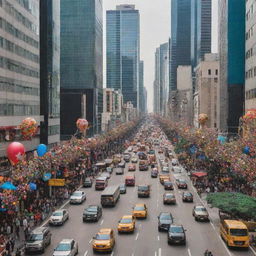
xmin=48 ymin=179 xmax=65 ymax=186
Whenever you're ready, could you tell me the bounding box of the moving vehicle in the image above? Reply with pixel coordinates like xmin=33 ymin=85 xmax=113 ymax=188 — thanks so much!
xmin=105 ymin=158 xmax=113 ymax=167
xmin=106 ymin=167 xmax=113 ymax=174
xmin=118 ymin=161 xmax=126 ymax=168
xmin=125 ymin=175 xmax=135 ymax=186
xmin=158 ymin=212 xmax=173 ymax=231
xmin=113 ymin=154 xmax=122 ymax=164
xmin=92 ymin=228 xmax=115 ymax=253
xmin=151 ymin=168 xmax=158 ymax=178
xmin=164 ymin=181 xmax=174 ymax=190
xmin=123 ymin=153 xmax=131 ymax=162
xmin=131 ymin=156 xmax=138 ymax=163
xmin=70 ymin=191 xmax=86 ymax=204
xmin=220 ymin=219 xmax=249 ymax=248
xmin=95 ymin=177 xmax=108 ymax=190
xmin=163 ymin=193 xmax=176 ymax=205
xmin=132 ymin=203 xmax=148 ymax=219
xmin=118 ymin=215 xmax=136 ymax=233
xmin=139 ymin=160 xmax=148 ymax=171
xmin=138 ymin=185 xmax=150 ymax=198
xmin=53 ymin=239 xmax=78 ymax=256
xmin=138 ymin=152 xmax=147 ymax=160
xmin=83 ymin=177 xmax=93 ymax=188
xmin=162 ymin=166 xmax=169 ymax=173
xmin=182 ymin=192 xmax=193 ymax=202
xmin=168 ymin=224 xmax=186 ymax=245
xmin=119 ymin=184 xmax=126 ymax=194
xmin=159 ymin=174 xmax=170 ymax=184
xmin=128 ymin=164 xmax=136 ymax=171
xmin=192 ymin=205 xmax=209 ymax=221
xmin=83 ymin=205 xmax=102 ymax=222
xmin=176 ymin=179 xmax=188 ymax=189
xmin=101 ymin=185 xmax=120 ymax=207
xmin=100 ymin=172 xmax=111 ymax=179
xmin=49 ymin=209 xmax=69 ymax=226
xmin=115 ymin=168 xmax=124 ymax=175
xmin=171 ymin=159 xmax=179 ymax=166
xmin=25 ymin=227 xmax=51 ymax=253
xmin=172 ymin=166 xmax=182 ymax=173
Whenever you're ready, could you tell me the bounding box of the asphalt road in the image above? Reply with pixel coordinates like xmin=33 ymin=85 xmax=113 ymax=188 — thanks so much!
xmin=38 ymin=149 xmax=256 ymax=256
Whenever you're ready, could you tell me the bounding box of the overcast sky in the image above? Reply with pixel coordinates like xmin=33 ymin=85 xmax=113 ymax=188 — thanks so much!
xmin=103 ymin=0 xmax=218 ymax=112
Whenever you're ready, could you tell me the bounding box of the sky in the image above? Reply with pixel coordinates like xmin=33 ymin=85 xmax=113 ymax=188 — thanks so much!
xmin=103 ymin=0 xmax=218 ymax=112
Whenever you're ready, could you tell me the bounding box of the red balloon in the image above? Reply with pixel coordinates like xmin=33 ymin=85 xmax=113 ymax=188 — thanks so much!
xmin=7 ymin=142 xmax=25 ymax=165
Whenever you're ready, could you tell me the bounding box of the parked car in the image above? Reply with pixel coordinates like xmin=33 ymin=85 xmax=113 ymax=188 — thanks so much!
xmin=83 ymin=178 xmax=93 ymax=188
xmin=168 ymin=224 xmax=186 ymax=245
xmin=182 ymin=192 xmax=193 ymax=202
xmin=192 ymin=205 xmax=209 ymax=221
xmin=70 ymin=191 xmax=86 ymax=204
xmin=25 ymin=227 xmax=51 ymax=254
xmin=49 ymin=209 xmax=69 ymax=226
xmin=53 ymin=239 xmax=78 ymax=256
xmin=163 ymin=193 xmax=176 ymax=205
xmin=158 ymin=212 xmax=173 ymax=231
xmin=119 ymin=184 xmax=127 ymax=194
xmin=115 ymin=168 xmax=124 ymax=175
xmin=83 ymin=205 xmax=102 ymax=222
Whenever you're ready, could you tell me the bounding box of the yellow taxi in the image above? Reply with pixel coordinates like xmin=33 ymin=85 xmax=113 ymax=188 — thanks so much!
xmin=132 ymin=203 xmax=148 ymax=219
xmin=118 ymin=215 xmax=136 ymax=233
xmin=92 ymin=228 xmax=115 ymax=253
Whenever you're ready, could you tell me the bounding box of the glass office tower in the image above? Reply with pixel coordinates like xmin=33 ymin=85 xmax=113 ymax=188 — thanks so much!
xmin=107 ymin=5 xmax=140 ymax=108
xmin=60 ymin=0 xmax=103 ymax=137
xmin=170 ymin=0 xmax=191 ymax=91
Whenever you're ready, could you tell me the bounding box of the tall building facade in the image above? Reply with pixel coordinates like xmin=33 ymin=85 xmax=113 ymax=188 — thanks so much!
xmin=139 ymin=61 xmax=144 ymax=113
xmin=40 ymin=0 xmax=60 ymax=146
xmin=106 ymin=5 xmax=140 ymax=108
xmin=60 ymin=0 xmax=103 ymax=138
xmin=153 ymin=47 xmax=160 ymax=114
xmin=191 ymin=0 xmax=212 ymax=69
xmin=245 ymin=0 xmax=256 ymax=110
xmin=0 ymin=0 xmax=40 ymax=158
xmin=169 ymin=0 xmax=191 ymax=91
xmin=218 ymin=0 xmax=245 ymax=134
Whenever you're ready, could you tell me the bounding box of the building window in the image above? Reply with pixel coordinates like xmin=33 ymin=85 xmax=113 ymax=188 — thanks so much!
xmin=215 ymin=69 xmax=218 ymax=75
xmin=208 ymin=69 xmax=211 ymax=75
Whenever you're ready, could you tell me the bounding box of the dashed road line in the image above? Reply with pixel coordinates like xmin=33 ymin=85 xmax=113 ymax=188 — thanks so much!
xmin=158 ymin=247 xmax=161 ymax=256
xmin=218 ymin=235 xmax=233 ymax=256
xmin=88 ymin=238 xmax=92 ymax=244
xmin=135 ymin=233 xmax=139 ymax=240
xmin=84 ymin=250 xmax=88 ymax=256
xmin=250 ymin=245 xmax=256 ymax=255
xmin=154 ymin=251 xmax=157 ymax=256
xmin=210 ymin=221 xmax=216 ymax=230
xmin=111 ymin=251 xmax=114 ymax=256
xmin=157 ymin=235 xmax=160 ymax=241
xmin=100 ymin=219 xmax=104 ymax=225
xmin=187 ymin=248 xmax=192 ymax=256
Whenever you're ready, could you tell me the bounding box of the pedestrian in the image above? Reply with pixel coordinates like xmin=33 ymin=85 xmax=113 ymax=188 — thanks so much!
xmin=5 ymin=239 xmax=11 ymax=255
xmin=15 ymin=225 xmax=20 ymax=239
xmin=10 ymin=237 xmax=15 ymax=252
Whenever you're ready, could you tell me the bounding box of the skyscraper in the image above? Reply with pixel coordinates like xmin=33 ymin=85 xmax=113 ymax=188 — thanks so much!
xmin=218 ymin=0 xmax=245 ymax=134
xmin=154 ymin=47 xmax=160 ymax=114
xmin=40 ymin=0 xmax=60 ymax=146
xmin=60 ymin=0 xmax=103 ymax=138
xmin=191 ymin=0 xmax=212 ymax=69
xmin=169 ymin=0 xmax=191 ymax=91
xmin=139 ymin=61 xmax=145 ymax=113
xmin=0 ymin=0 xmax=40 ymax=157
xmin=107 ymin=5 xmax=140 ymax=108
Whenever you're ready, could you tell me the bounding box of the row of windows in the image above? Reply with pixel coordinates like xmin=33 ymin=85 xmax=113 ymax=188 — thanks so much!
xmin=246 ymin=88 xmax=256 ymax=100
xmin=0 ymin=76 xmax=39 ymax=95
xmin=0 ymin=17 xmax=39 ymax=49
xmin=208 ymin=69 xmax=218 ymax=76
xmin=245 ymin=66 xmax=256 ymax=79
xmin=0 ymin=103 xmax=39 ymax=116
xmin=246 ymin=0 xmax=255 ymax=20
xmin=246 ymin=23 xmax=255 ymax=40
xmin=2 ymin=0 xmax=38 ymax=34
xmin=0 ymin=56 xmax=39 ymax=78
xmin=48 ymin=125 xmax=60 ymax=136
xmin=0 ymin=36 xmax=39 ymax=63
xmin=245 ymin=43 xmax=256 ymax=59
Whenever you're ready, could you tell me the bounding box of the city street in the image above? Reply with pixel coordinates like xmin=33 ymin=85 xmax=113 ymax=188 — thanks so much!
xmin=40 ymin=148 xmax=256 ymax=256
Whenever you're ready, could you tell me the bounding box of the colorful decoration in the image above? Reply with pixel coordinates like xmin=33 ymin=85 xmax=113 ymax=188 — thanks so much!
xmin=243 ymin=109 xmax=256 ymax=121
xmin=243 ymin=146 xmax=250 ymax=155
xmin=6 ymin=142 xmax=25 ymax=165
xmin=198 ymin=113 xmax=208 ymax=126
xmin=76 ymin=118 xmax=88 ymax=132
xmin=37 ymin=144 xmax=47 ymax=157
xmin=0 ymin=181 xmax=17 ymax=190
xmin=20 ymin=117 xmax=38 ymax=139
xmin=29 ymin=182 xmax=37 ymax=191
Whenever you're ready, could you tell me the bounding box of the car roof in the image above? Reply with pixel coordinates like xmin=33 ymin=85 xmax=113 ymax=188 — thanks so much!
xmin=99 ymin=228 xmax=112 ymax=234
xmin=87 ymin=205 xmax=98 ymax=208
xmin=135 ymin=203 xmax=146 ymax=207
xmin=122 ymin=215 xmax=133 ymax=219
xmin=160 ymin=212 xmax=171 ymax=216
xmin=32 ymin=227 xmax=48 ymax=234
xmin=164 ymin=192 xmax=174 ymax=196
xmin=59 ymin=239 xmax=73 ymax=244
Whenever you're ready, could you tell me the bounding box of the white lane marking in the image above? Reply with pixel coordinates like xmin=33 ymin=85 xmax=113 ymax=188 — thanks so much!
xmin=187 ymin=248 xmax=192 ymax=256
xmin=131 ymin=253 xmax=134 ymax=256
xmin=111 ymin=251 xmax=114 ymax=256
xmin=218 ymin=235 xmax=233 ymax=256
xmin=158 ymin=248 xmax=161 ymax=256
xmin=154 ymin=251 xmax=157 ymax=256
xmin=250 ymin=245 xmax=256 ymax=255
xmin=100 ymin=219 xmax=104 ymax=225
xmin=84 ymin=250 xmax=88 ymax=256
xmin=135 ymin=233 xmax=139 ymax=240
xmin=210 ymin=221 xmax=216 ymax=230
xmin=89 ymin=239 xmax=92 ymax=244
xmin=157 ymin=235 xmax=160 ymax=241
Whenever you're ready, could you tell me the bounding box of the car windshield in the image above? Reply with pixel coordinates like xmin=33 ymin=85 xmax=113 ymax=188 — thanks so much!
xmin=72 ymin=192 xmax=82 ymax=196
xmin=55 ymin=243 xmax=71 ymax=251
xmin=134 ymin=206 xmax=145 ymax=211
xmin=95 ymin=234 xmax=110 ymax=240
xmin=52 ymin=211 xmax=62 ymax=216
xmin=230 ymin=229 xmax=248 ymax=236
xmin=184 ymin=193 xmax=192 ymax=196
xmin=164 ymin=182 xmax=172 ymax=185
xmin=138 ymin=186 xmax=148 ymax=191
xmin=120 ymin=218 xmax=132 ymax=223
xmin=165 ymin=194 xmax=174 ymax=198
xmin=170 ymin=226 xmax=183 ymax=233
xmin=179 ymin=180 xmax=186 ymax=184
xmin=85 ymin=207 xmax=97 ymax=213
xmin=160 ymin=214 xmax=172 ymax=220
xmin=28 ymin=234 xmax=43 ymax=241
xmin=85 ymin=179 xmax=91 ymax=183
xmin=196 ymin=207 xmax=206 ymax=211
xmin=120 ymin=184 xmax=125 ymax=188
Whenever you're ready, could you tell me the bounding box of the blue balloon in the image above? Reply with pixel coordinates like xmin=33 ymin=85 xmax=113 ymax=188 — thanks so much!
xmin=243 ymin=146 xmax=250 ymax=155
xmin=42 ymin=173 xmax=51 ymax=181
xmin=37 ymin=144 xmax=47 ymax=157
xmin=217 ymin=135 xmax=226 ymax=145
xmin=29 ymin=182 xmax=37 ymax=191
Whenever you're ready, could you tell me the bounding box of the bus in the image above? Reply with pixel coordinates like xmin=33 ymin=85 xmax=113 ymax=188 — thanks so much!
xmin=220 ymin=219 xmax=250 ymax=248
xmin=95 ymin=177 xmax=108 ymax=190
xmin=101 ymin=186 xmax=120 ymax=207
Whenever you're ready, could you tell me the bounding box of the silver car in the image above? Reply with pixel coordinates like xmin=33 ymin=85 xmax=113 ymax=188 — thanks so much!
xmin=49 ymin=209 xmax=69 ymax=226
xmin=53 ymin=239 xmax=78 ymax=256
xmin=70 ymin=191 xmax=86 ymax=204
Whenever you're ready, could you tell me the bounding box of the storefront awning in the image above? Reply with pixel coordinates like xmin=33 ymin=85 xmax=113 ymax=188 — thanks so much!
xmin=192 ymin=172 xmax=207 ymax=178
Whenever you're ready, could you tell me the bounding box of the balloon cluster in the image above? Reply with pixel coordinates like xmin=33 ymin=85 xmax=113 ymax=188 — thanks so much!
xmin=20 ymin=118 xmax=38 ymax=139
xmin=76 ymin=118 xmax=88 ymax=132
xmin=243 ymin=109 xmax=256 ymax=121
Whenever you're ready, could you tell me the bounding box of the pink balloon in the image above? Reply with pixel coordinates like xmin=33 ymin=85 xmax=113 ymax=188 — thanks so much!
xmin=7 ymin=142 xmax=25 ymax=165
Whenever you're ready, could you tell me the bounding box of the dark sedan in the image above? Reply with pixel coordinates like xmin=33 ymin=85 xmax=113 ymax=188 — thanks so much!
xmin=158 ymin=212 xmax=173 ymax=231
xmin=163 ymin=193 xmax=176 ymax=205
xmin=164 ymin=181 xmax=174 ymax=190
xmin=182 ymin=192 xmax=193 ymax=202
xmin=168 ymin=224 xmax=186 ymax=245
xmin=83 ymin=205 xmax=102 ymax=222
xmin=176 ymin=179 xmax=188 ymax=189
